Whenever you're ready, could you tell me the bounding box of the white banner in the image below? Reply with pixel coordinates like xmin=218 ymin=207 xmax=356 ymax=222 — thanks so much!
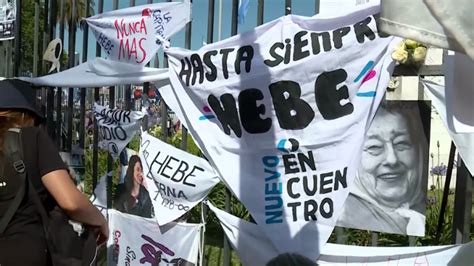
xmin=107 ymin=210 xmax=201 ymax=266
xmin=422 ymin=80 xmax=474 ymax=176
xmin=140 ymin=132 xmax=220 ymax=225
xmin=0 ymin=0 xmax=15 ymax=41
xmin=443 ymin=53 xmax=474 ymax=133
xmin=86 ymin=1 xmax=191 ymax=65
xmin=208 ymin=202 xmax=471 ymax=266
xmin=93 ymin=103 xmax=144 ymax=158
xmin=90 ymin=174 xmax=108 ymax=218
xmin=163 ymin=6 xmax=398 ymax=258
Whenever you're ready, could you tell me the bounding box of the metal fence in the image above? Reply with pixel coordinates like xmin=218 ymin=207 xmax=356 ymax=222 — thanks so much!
xmin=3 ymin=0 xmax=472 ymax=265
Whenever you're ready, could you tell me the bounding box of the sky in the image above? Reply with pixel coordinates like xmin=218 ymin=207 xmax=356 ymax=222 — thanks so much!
xmin=63 ymin=0 xmax=318 ymax=65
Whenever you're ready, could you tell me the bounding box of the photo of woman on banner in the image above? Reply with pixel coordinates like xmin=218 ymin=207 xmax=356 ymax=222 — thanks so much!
xmin=114 ymin=155 xmax=153 ymax=218
xmin=337 ymin=101 xmax=430 ymax=236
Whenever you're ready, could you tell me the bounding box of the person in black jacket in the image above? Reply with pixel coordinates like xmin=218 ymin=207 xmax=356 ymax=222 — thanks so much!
xmin=0 ymin=79 xmax=108 ymax=266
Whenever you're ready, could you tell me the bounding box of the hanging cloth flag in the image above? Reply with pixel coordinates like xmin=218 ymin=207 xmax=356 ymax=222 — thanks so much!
xmin=0 ymin=0 xmax=16 ymax=40
xmin=238 ymin=0 xmax=250 ymax=24
xmin=43 ymin=38 xmax=62 ymax=73
xmin=207 ymin=201 xmax=471 ymax=265
xmin=139 ymin=132 xmax=220 ymax=225
xmin=93 ymin=103 xmax=144 ymax=158
xmin=85 ymin=1 xmax=191 ymax=65
xmin=90 ymin=174 xmax=108 ymax=218
xmin=162 ymin=5 xmax=399 ymax=259
xmin=107 ymin=210 xmax=201 ymax=266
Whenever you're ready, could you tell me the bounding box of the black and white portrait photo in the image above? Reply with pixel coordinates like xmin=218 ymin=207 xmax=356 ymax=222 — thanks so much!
xmin=337 ymin=100 xmax=431 ymax=236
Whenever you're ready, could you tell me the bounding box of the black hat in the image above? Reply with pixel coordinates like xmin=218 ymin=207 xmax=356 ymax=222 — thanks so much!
xmin=0 ymin=79 xmax=45 ymax=122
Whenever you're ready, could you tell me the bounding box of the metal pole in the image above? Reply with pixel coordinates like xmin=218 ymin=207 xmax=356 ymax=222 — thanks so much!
xmin=315 ymin=0 xmax=320 ymax=14
xmin=285 ymin=0 xmax=291 ymax=15
xmin=181 ymin=0 xmax=192 ymax=151
xmin=79 ymin=0 xmax=90 ymax=153
xmin=56 ymin=0 xmax=66 ymax=148
xmin=13 ymin=0 xmax=21 ymax=76
xmin=436 ymin=142 xmax=456 ymax=241
xmin=335 ymin=227 xmax=346 ymax=244
xmin=371 ymin=232 xmax=378 ymax=246
xmin=124 ymin=0 xmax=136 ymax=111
xmin=46 ymin=0 xmax=57 ymax=137
xmin=67 ymin=0 xmax=77 ymax=152
xmin=223 ymin=2 xmax=239 ymax=265
xmin=257 ymin=0 xmax=264 ymax=26
xmin=218 ymin=0 xmax=222 ymax=41
xmin=452 ymin=158 xmax=473 ymax=244
xmin=160 ymin=0 xmax=172 ymax=142
xmin=92 ymin=0 xmax=104 ymax=191
xmin=33 ymin=0 xmax=40 ymax=77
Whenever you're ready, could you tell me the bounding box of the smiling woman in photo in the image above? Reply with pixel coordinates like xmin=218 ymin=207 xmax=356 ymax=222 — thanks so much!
xmin=337 ymin=101 xmax=429 ymax=236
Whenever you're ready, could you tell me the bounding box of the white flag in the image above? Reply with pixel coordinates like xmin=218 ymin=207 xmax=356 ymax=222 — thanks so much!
xmin=140 ymin=132 xmax=220 ymax=225
xmin=208 ymin=202 xmax=470 ymax=266
xmin=93 ymin=103 xmax=144 ymax=158
xmin=163 ymin=5 xmax=398 ymax=259
xmin=86 ymin=1 xmax=191 ymax=65
xmin=107 ymin=210 xmax=201 ymax=266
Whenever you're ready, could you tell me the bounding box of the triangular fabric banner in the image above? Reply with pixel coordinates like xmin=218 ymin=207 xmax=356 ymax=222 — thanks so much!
xmin=442 ymin=53 xmax=474 ymax=133
xmin=86 ymin=1 xmax=191 ymax=65
xmin=90 ymin=174 xmax=108 ymax=218
xmin=93 ymin=103 xmax=144 ymax=158
xmin=422 ymin=79 xmax=474 ymax=176
xmin=139 ymin=132 xmax=220 ymax=225
xmin=22 ymin=57 xmax=170 ymax=87
xmin=207 ymin=202 xmax=469 ymax=265
xmin=107 ymin=210 xmax=201 ymax=266
xmin=163 ymin=6 xmax=398 ymax=258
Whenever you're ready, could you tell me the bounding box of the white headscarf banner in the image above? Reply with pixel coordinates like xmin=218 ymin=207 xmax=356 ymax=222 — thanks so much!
xmin=107 ymin=210 xmax=201 ymax=266
xmin=93 ymin=103 xmax=144 ymax=158
xmin=86 ymin=1 xmax=191 ymax=65
xmin=139 ymin=132 xmax=220 ymax=225
xmin=207 ymin=202 xmax=470 ymax=266
xmin=163 ymin=5 xmax=398 ymax=259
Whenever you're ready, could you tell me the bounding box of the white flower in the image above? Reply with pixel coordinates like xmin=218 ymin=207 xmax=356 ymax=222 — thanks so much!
xmin=412 ymin=46 xmax=427 ymax=63
xmin=392 ymin=49 xmax=409 ymax=64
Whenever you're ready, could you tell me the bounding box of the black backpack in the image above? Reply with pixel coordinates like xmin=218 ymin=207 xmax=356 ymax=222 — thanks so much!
xmin=0 ymin=128 xmax=97 ymax=266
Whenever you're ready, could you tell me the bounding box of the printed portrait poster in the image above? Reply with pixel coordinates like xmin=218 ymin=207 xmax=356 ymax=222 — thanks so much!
xmin=0 ymin=0 xmax=15 ymax=40
xmin=139 ymin=132 xmax=220 ymax=225
xmin=107 ymin=210 xmax=201 ymax=266
xmin=162 ymin=5 xmax=399 ymax=259
xmin=93 ymin=103 xmax=144 ymax=158
xmin=337 ymin=100 xmax=431 ymax=236
xmin=86 ymin=1 xmax=191 ymax=65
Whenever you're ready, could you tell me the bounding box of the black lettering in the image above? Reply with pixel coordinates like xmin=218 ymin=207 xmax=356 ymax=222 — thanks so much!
xmin=178 ymin=57 xmax=192 ymax=86
xmin=284 ymin=38 xmax=292 ymax=64
xmin=166 ymin=186 xmax=176 ymax=197
xmin=319 ymin=172 xmax=333 ymax=194
xmin=287 ymin=202 xmax=301 ymax=222
xmin=293 ymin=31 xmax=310 ymax=61
xmin=302 ymin=175 xmax=318 ymax=196
xmin=208 ymin=94 xmax=242 ymax=137
xmin=269 ymin=80 xmax=315 ymax=129
xmin=297 ymin=151 xmax=316 ymax=172
xmin=334 ymin=167 xmax=348 ymax=191
xmin=310 ymin=32 xmax=331 ymax=54
xmin=287 ymin=177 xmax=300 ymax=199
xmin=171 ymin=160 xmax=189 ymax=183
xmin=238 ymin=89 xmax=272 ymax=134
xmin=264 ymin=42 xmax=284 ymax=67
xmin=160 ymin=156 xmax=178 ymax=179
xmin=190 ymin=54 xmax=204 ymax=85
xmin=203 ymin=50 xmax=218 ymax=82
xmin=353 ymin=17 xmax=375 ymax=43
xmin=315 ymin=69 xmax=354 ymax=120
xmin=235 ymin=45 xmax=253 ymax=74
xmin=320 ymin=197 xmax=333 ymax=218
xmin=282 ymin=154 xmax=299 ymax=174
xmin=332 ymin=27 xmax=351 ymax=49
xmin=304 ymin=199 xmax=318 ymax=221
xmin=183 ymin=166 xmax=203 ymax=187
xmin=220 ymin=48 xmax=235 ymax=79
